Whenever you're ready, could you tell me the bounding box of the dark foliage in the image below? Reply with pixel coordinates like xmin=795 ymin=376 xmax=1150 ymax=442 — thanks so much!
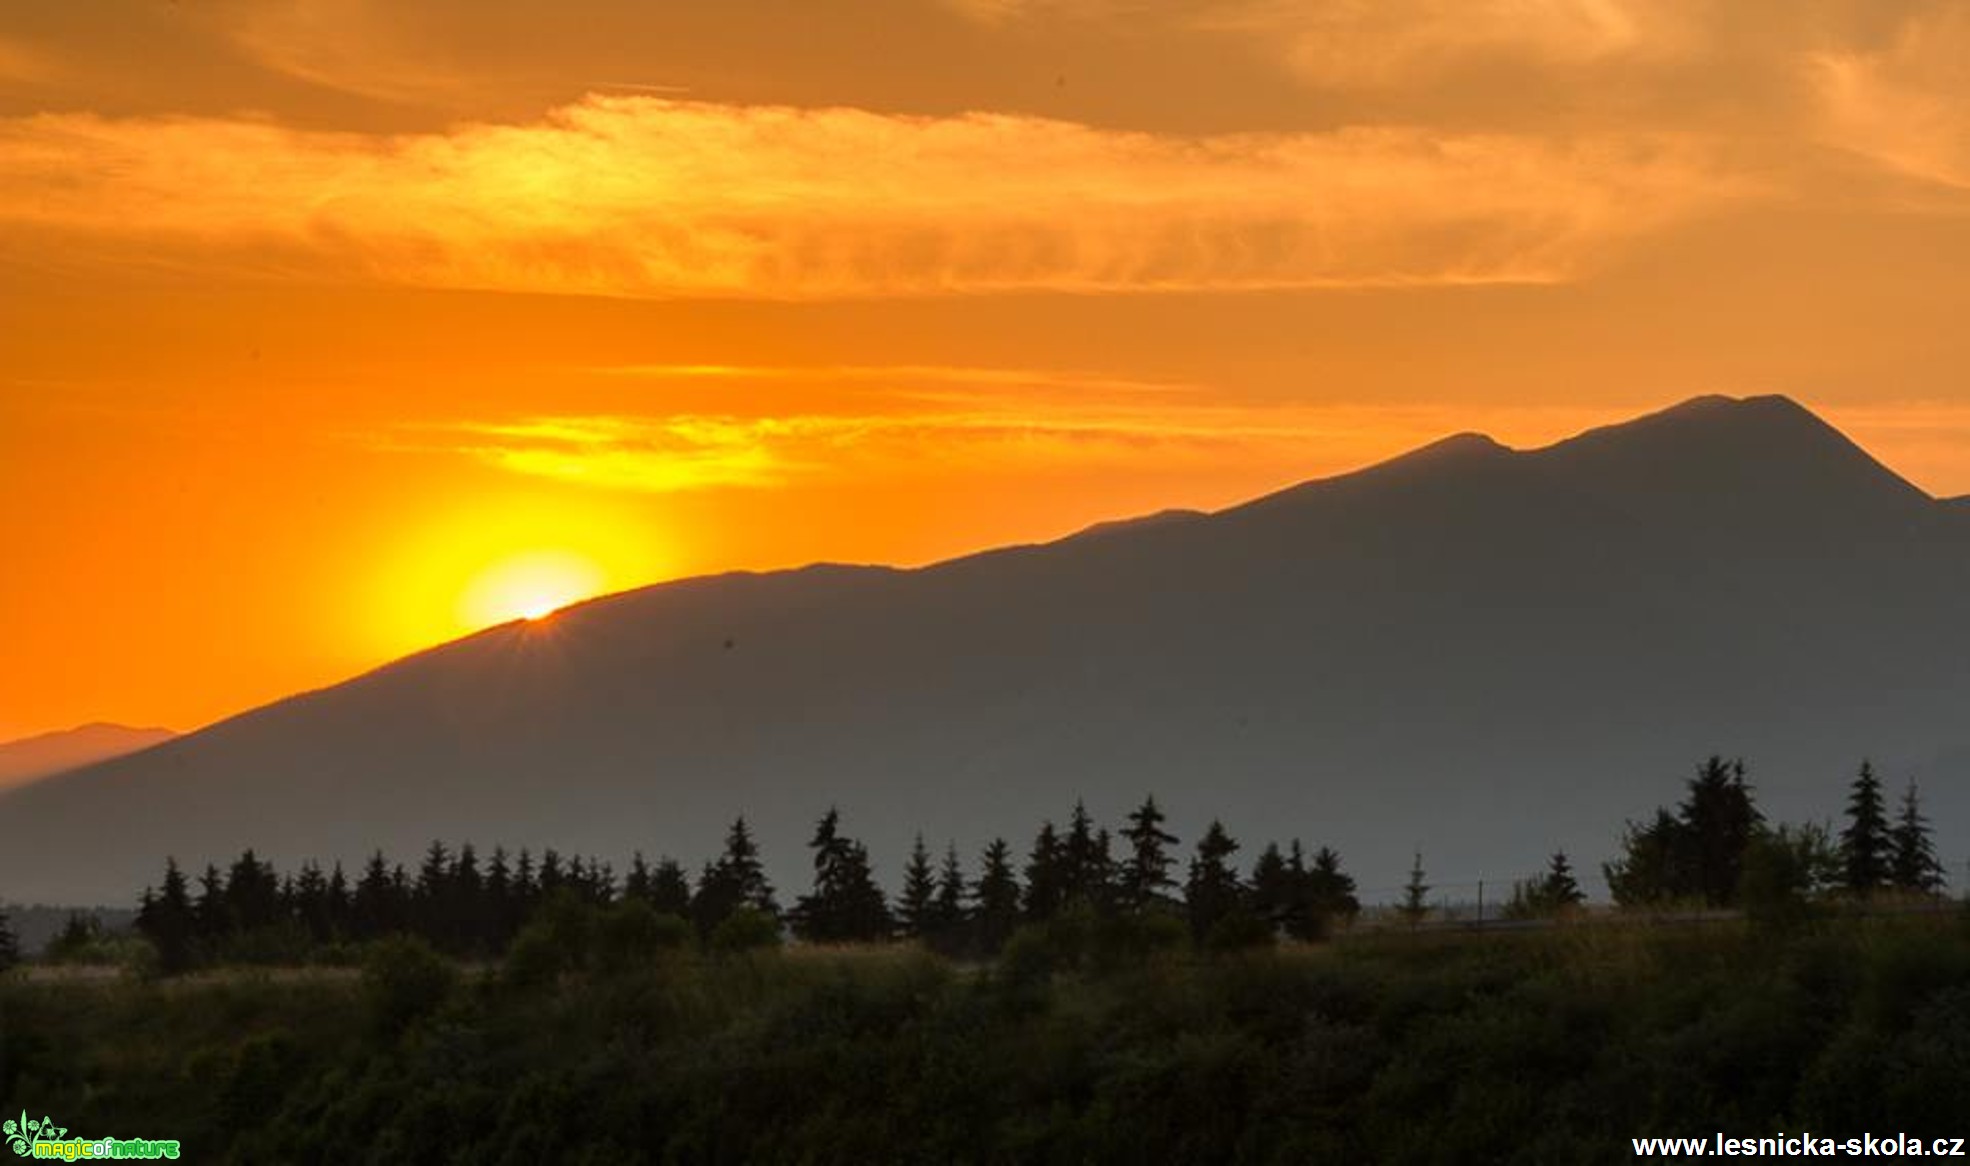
xmin=1841 ymin=761 xmax=1891 ymax=896
xmin=11 ymin=918 xmax=1970 ymax=1163
xmin=1890 ymin=781 xmax=1945 ymax=895
xmin=1606 ymin=756 xmax=1763 ymax=907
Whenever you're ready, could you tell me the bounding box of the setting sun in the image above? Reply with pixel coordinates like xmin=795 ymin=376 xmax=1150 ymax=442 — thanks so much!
xmin=460 ymin=550 xmax=607 ymax=628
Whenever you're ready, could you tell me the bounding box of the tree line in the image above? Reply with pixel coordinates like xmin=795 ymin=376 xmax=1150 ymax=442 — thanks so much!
xmin=0 ymin=755 xmax=1949 ymax=975
xmin=1604 ymin=757 xmax=1945 ymax=912
xmin=110 ymin=796 xmax=1361 ymax=973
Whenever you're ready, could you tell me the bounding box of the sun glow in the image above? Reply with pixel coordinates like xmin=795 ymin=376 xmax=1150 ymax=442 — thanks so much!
xmin=460 ymin=550 xmax=607 ymax=628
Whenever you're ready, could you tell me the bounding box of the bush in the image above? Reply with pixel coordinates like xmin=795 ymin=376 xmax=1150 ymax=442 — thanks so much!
xmin=504 ymin=923 xmax=569 ymax=989
xmin=1739 ymin=827 xmax=1827 ymax=932
xmin=362 ymin=936 xmax=456 ymax=1037
xmin=532 ymin=889 xmax=597 ymax=968
xmin=1092 ymin=910 xmax=1189 ymax=973
xmin=710 ymin=907 xmax=782 ymax=955
xmin=595 ymin=900 xmax=691 ymax=975
xmin=1205 ymin=908 xmax=1275 ymax=954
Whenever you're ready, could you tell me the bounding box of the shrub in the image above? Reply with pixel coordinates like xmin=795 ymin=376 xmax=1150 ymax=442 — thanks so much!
xmin=710 ymin=907 xmax=782 ymax=954
xmin=1206 ymin=908 xmax=1275 ymax=954
xmin=504 ymin=923 xmax=569 ymax=989
xmin=362 ymin=935 xmax=456 ymax=1037
xmin=595 ymin=900 xmax=691 ymax=975
xmin=1739 ymin=827 xmax=1828 ymax=931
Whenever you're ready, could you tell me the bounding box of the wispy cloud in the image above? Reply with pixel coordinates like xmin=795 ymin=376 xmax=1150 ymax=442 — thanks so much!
xmin=592 ymin=362 xmax=1201 ymax=399
xmin=0 ymin=96 xmax=1753 ymax=298
xmin=394 ymin=372 xmax=1659 ymax=493
xmin=422 ymin=406 xmax=1326 ymax=494
xmin=1813 ymin=6 xmax=1970 ymax=195
xmin=1203 ymin=0 xmax=1698 ymax=88
xmin=948 ymin=0 xmax=1700 ymax=84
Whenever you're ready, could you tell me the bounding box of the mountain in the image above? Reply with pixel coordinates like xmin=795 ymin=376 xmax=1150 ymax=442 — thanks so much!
xmin=0 ymin=723 xmax=175 ymax=795
xmin=4 ymin=395 xmax=1967 ymax=906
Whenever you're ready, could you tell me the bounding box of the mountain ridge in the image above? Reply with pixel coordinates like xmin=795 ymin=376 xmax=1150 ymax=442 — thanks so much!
xmin=6 ymin=395 xmax=1967 ymax=905
xmin=0 ymin=723 xmax=177 ymax=795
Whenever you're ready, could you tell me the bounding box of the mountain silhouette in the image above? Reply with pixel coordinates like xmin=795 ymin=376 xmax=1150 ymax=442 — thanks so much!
xmin=0 ymin=723 xmax=175 ymax=795
xmin=4 ymin=396 xmax=1966 ymax=905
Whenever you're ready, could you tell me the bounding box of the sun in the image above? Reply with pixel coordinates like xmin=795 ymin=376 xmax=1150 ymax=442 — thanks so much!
xmin=460 ymin=550 xmax=607 ymax=628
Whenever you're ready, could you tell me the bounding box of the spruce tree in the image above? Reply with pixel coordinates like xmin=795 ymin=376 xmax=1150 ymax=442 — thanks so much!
xmin=194 ymin=863 xmax=229 ymax=942
xmin=1840 ymin=760 xmax=1891 ymax=896
xmin=1022 ymin=821 xmax=1065 ymax=921
xmin=1890 ymin=779 xmax=1945 ymax=894
xmin=932 ymin=844 xmax=966 ymax=936
xmin=1604 ymin=809 xmax=1686 ymax=907
xmin=1680 ymin=757 xmax=1761 ymax=906
xmin=1248 ymin=842 xmax=1293 ymax=931
xmin=690 ymin=859 xmax=724 ymax=937
xmin=692 ymin=817 xmax=777 ymax=936
xmin=1399 ymin=851 xmax=1430 ymax=927
xmin=137 ymin=857 xmax=197 ymax=972
xmin=484 ymin=848 xmax=514 ymax=950
xmin=1184 ymin=820 xmax=1244 ymax=942
xmin=897 ymin=834 xmax=938 ymax=939
xmin=590 ymin=857 xmax=618 ymax=904
xmin=623 ymin=852 xmax=653 ymax=901
xmin=227 ymin=849 xmax=282 ymax=933
xmin=648 ymin=857 xmax=692 ymax=918
xmin=1117 ymin=796 xmax=1179 ymax=912
xmin=793 ymin=808 xmax=891 ymax=943
xmin=538 ymin=849 xmax=565 ymax=897
xmin=353 ymin=850 xmax=399 ymax=940
xmin=793 ymin=807 xmax=848 ymax=940
xmin=835 ymin=842 xmax=891 ymax=942
xmin=513 ymin=849 xmax=540 ymax=918
xmin=1305 ymin=845 xmax=1361 ymax=926
xmin=325 ymin=862 xmax=352 ymax=941
xmin=1543 ymin=850 xmax=1585 ymax=908
xmin=1511 ymin=849 xmax=1587 ymax=918
xmin=415 ymin=840 xmax=452 ymax=938
xmin=0 ymin=905 xmax=18 ymax=973
xmin=293 ymin=861 xmax=331 ymax=943
xmin=1060 ymin=801 xmax=1109 ymax=908
xmin=451 ymin=843 xmax=486 ymax=953
xmin=973 ymin=838 xmax=1023 ymax=952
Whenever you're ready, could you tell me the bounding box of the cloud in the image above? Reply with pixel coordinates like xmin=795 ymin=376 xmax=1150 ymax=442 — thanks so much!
xmin=1813 ymin=6 xmax=1970 ymax=193
xmin=0 ymin=96 xmax=1752 ymax=298
xmin=1205 ymin=0 xmax=1699 ymax=88
xmin=593 ymin=362 xmax=1201 ymax=400
xmin=948 ymin=0 xmax=1701 ymax=86
xmin=395 ymin=368 xmax=1650 ymax=493
xmin=420 ymin=403 xmax=1326 ymax=494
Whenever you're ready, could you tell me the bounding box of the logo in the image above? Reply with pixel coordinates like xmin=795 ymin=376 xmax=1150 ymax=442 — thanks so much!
xmin=4 ymin=1112 xmax=180 ymax=1161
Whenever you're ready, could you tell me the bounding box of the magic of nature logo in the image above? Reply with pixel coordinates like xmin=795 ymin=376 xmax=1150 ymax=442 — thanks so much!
xmin=5 ymin=1112 xmax=180 ymax=1160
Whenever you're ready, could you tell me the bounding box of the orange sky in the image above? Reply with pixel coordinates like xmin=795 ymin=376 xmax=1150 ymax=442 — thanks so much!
xmin=6 ymin=1 xmax=1970 ymax=739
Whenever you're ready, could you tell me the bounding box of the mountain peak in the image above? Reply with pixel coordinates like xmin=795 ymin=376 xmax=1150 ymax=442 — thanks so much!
xmin=1533 ymin=393 xmax=1929 ymax=523
xmin=1408 ymin=430 xmax=1509 ymax=459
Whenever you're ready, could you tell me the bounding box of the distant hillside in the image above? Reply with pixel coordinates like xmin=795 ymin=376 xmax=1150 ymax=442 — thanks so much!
xmin=0 ymin=723 xmax=174 ymax=794
xmin=3 ymin=396 xmax=1966 ymax=905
